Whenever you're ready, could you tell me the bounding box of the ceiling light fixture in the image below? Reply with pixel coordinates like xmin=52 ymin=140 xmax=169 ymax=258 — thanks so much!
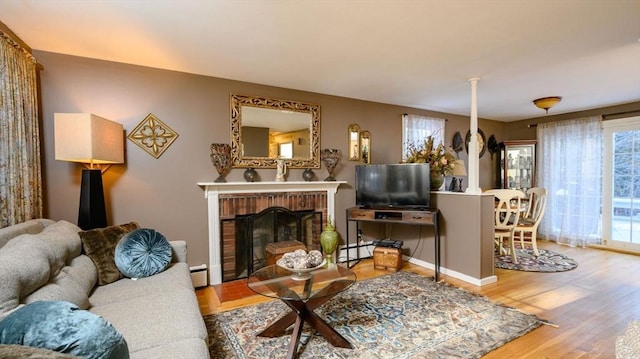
xmin=533 ymin=96 xmax=562 ymax=114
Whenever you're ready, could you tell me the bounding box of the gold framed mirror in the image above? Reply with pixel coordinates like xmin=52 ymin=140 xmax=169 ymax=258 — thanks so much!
xmin=348 ymin=124 xmax=360 ymax=161
xmin=360 ymin=130 xmax=371 ymax=164
xmin=230 ymin=94 xmax=320 ymax=168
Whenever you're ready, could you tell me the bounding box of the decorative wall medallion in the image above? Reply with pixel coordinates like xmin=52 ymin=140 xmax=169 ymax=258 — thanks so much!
xmin=128 ymin=113 xmax=179 ymax=159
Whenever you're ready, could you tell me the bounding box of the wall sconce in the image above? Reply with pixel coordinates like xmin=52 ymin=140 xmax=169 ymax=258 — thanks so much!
xmin=533 ymin=96 xmax=562 ymax=114
xmin=448 ymin=159 xmax=467 ymax=192
xmin=54 ymin=113 xmax=124 ymax=230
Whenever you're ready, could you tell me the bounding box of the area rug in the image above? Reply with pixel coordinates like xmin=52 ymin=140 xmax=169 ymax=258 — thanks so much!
xmin=495 ymin=248 xmax=578 ymax=272
xmin=205 ymin=271 xmax=543 ymax=358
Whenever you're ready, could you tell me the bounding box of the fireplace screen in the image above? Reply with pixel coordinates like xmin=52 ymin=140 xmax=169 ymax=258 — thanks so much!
xmin=220 ymin=206 xmax=322 ymax=281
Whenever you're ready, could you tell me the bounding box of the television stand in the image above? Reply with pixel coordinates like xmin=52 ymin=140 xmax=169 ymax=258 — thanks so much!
xmin=345 ymin=206 xmax=440 ymax=281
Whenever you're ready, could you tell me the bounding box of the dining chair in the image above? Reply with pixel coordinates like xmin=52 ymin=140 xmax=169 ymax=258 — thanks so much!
xmin=485 ymin=189 xmax=525 ymax=264
xmin=514 ymin=187 xmax=547 ymax=256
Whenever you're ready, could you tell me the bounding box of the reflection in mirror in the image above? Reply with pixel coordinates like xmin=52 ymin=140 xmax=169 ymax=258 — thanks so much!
xmin=279 ymin=142 xmax=293 ymax=159
xmin=348 ymin=124 xmax=360 ymax=161
xmin=231 ymin=94 xmax=320 ymax=168
xmin=360 ymin=130 xmax=371 ymax=164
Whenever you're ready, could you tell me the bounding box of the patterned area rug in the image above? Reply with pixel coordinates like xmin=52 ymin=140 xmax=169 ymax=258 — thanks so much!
xmin=495 ymin=248 xmax=578 ymax=272
xmin=205 ymin=271 xmax=542 ymax=359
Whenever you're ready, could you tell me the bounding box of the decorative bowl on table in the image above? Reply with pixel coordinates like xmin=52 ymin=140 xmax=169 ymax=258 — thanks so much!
xmin=276 ymin=249 xmax=325 ymax=280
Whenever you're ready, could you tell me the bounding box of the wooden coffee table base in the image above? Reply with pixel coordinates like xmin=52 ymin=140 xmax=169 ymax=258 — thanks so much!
xmin=258 ymin=283 xmax=353 ymax=359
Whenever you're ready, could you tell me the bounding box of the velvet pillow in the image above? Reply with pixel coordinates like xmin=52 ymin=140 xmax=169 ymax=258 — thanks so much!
xmin=115 ymin=228 xmax=172 ymax=279
xmin=79 ymin=222 xmax=139 ymax=285
xmin=0 ymin=301 xmax=129 ymax=359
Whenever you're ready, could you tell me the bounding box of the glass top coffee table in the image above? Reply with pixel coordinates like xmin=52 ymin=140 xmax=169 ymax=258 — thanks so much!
xmin=247 ymin=263 xmax=357 ymax=359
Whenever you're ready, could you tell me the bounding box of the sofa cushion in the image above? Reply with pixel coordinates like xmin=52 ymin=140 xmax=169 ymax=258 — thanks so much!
xmin=0 ymin=221 xmax=81 ymax=315
xmin=22 ymin=255 xmax=96 ymax=310
xmin=0 ymin=301 xmax=129 ymax=359
xmin=115 ymin=229 xmax=172 ymax=279
xmin=79 ymin=222 xmax=139 ymax=286
xmin=127 ymin=338 xmax=209 ymax=359
xmin=89 ymin=289 xmax=207 ymax=354
xmin=40 ymin=221 xmax=83 ymax=267
xmin=22 ymin=282 xmax=89 ymax=310
xmin=89 ymin=262 xmax=193 ymax=307
xmin=60 ymin=255 xmax=98 ymax=296
xmin=0 ymin=237 xmax=51 ymax=314
xmin=0 ymin=219 xmax=55 ymax=249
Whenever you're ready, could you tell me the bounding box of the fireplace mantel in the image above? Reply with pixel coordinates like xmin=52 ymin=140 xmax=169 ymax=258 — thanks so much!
xmin=198 ymin=181 xmax=346 ymax=284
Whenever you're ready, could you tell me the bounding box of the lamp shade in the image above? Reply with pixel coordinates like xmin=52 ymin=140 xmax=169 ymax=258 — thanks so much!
xmin=532 ymin=96 xmax=562 ymax=113
xmin=54 ymin=113 xmax=124 ymax=165
xmin=452 ymin=159 xmax=467 ymax=176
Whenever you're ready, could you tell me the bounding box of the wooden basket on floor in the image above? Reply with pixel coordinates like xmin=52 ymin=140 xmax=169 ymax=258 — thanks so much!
xmin=373 ymin=246 xmax=403 ymax=272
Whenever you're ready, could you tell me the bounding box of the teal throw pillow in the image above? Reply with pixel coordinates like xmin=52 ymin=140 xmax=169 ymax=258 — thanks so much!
xmin=0 ymin=301 xmax=129 ymax=359
xmin=115 ymin=228 xmax=172 ymax=279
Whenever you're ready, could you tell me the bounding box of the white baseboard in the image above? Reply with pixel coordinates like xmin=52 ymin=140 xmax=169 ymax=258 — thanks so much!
xmin=404 ymin=257 xmax=497 ymax=287
xmin=336 ymin=244 xmax=498 ymax=287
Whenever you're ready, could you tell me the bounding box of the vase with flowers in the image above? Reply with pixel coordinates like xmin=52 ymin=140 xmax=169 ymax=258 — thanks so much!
xmin=404 ymin=136 xmax=457 ymax=190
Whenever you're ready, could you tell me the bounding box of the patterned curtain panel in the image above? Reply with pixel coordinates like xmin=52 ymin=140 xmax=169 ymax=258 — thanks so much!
xmin=0 ymin=31 xmax=42 ymax=227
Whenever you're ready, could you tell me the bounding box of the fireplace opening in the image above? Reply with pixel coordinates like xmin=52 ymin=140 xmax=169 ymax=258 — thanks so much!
xmin=221 ymin=206 xmax=322 ymax=282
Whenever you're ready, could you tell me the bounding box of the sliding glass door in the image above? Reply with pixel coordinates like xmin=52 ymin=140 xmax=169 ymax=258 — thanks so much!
xmin=602 ymin=116 xmax=640 ymax=253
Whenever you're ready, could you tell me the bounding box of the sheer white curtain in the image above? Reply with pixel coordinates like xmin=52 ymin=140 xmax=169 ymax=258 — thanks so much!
xmin=537 ymin=116 xmax=603 ymax=247
xmin=402 ymin=114 xmax=445 ymax=159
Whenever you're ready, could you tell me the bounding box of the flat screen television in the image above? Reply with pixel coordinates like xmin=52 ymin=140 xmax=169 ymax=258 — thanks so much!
xmin=355 ymin=163 xmax=431 ymax=209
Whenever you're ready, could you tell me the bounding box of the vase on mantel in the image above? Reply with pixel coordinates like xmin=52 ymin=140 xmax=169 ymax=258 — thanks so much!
xmin=320 ymin=218 xmax=339 ymax=265
xmin=243 ymin=168 xmax=258 ymax=182
xmin=210 ymin=143 xmax=231 ymax=183
xmin=430 ymin=171 xmax=444 ymax=191
xmin=302 ymin=168 xmax=315 ymax=182
xmin=321 ymin=148 xmax=342 ymax=181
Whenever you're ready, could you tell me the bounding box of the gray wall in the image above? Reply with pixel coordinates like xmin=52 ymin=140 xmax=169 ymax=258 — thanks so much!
xmin=36 ymin=50 xmax=503 ymax=267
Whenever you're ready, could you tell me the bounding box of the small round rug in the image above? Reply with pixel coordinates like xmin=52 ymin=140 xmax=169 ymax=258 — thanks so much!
xmin=495 ymin=248 xmax=578 ymax=272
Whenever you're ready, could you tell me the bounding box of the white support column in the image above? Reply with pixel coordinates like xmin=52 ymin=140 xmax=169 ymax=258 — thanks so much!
xmin=466 ymin=78 xmax=483 ymax=195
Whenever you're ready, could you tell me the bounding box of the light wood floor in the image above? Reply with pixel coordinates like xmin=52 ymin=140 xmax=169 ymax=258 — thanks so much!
xmin=196 ymin=241 xmax=640 ymax=358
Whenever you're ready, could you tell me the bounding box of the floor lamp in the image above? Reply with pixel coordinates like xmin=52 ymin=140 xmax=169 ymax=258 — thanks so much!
xmin=54 ymin=113 xmax=124 ymax=230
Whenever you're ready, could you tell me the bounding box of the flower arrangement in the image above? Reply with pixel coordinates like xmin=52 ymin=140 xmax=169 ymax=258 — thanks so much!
xmin=404 ymin=136 xmax=457 ymax=175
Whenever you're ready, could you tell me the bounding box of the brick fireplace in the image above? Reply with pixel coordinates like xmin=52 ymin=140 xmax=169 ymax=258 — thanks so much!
xmin=221 ymin=197 xmax=324 ymax=282
xmin=198 ymin=181 xmax=345 ymax=285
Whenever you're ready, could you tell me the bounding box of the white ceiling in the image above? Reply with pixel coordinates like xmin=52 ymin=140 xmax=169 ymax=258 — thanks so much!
xmin=2 ymin=0 xmax=639 ymax=122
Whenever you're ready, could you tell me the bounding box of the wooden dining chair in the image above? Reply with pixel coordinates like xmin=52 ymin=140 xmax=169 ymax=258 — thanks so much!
xmin=514 ymin=187 xmax=547 ymax=256
xmin=485 ymin=189 xmax=525 ymax=264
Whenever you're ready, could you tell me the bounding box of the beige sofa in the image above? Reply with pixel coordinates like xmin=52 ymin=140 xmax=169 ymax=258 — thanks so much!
xmin=0 ymin=219 xmax=210 ymax=359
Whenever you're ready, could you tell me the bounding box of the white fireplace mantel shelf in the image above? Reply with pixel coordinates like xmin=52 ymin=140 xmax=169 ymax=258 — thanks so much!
xmin=198 ymin=181 xmax=347 ymax=284
xmin=198 ymin=181 xmax=347 ymax=195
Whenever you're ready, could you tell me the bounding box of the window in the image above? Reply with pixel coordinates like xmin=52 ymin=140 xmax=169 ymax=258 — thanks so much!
xmin=602 ymin=116 xmax=640 ymax=253
xmin=278 ymin=142 xmax=293 ymax=159
xmin=401 ymin=114 xmax=445 ymax=160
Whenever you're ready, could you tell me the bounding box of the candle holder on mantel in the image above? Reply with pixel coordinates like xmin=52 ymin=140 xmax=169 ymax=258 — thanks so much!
xmin=210 ymin=143 xmax=231 ymax=183
xmin=321 ymin=148 xmax=342 ymax=181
